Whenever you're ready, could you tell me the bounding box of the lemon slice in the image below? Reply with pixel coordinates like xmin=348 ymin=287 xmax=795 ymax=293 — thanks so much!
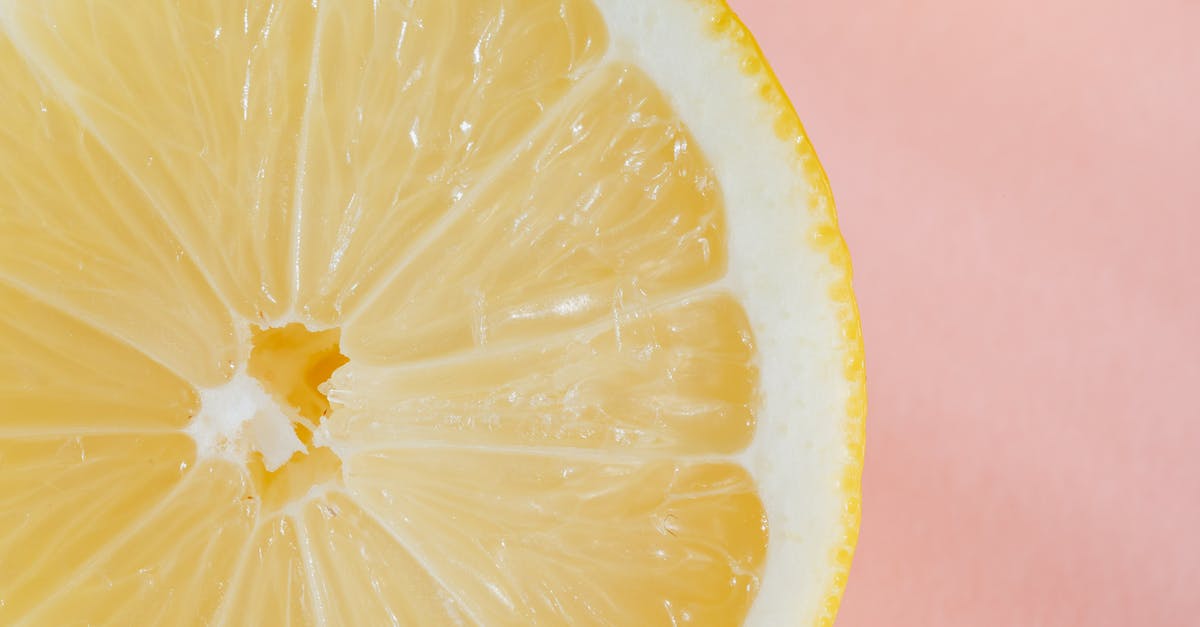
xmin=0 ymin=0 xmax=864 ymax=625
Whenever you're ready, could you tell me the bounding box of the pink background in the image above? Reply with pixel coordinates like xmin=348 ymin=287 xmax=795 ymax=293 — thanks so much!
xmin=727 ymin=1 xmax=1200 ymax=625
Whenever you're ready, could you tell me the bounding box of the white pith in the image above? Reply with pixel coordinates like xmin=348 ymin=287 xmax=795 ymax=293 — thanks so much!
xmin=189 ymin=371 xmax=307 ymax=472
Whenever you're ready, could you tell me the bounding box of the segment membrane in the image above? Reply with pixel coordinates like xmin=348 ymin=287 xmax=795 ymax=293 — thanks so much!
xmin=326 ymin=294 xmax=757 ymax=456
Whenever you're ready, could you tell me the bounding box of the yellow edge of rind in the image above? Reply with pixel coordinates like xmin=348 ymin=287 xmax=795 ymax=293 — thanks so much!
xmin=700 ymin=2 xmax=866 ymax=625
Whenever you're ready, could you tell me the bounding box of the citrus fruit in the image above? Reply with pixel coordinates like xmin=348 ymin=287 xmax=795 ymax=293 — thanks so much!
xmin=0 ymin=0 xmax=864 ymax=624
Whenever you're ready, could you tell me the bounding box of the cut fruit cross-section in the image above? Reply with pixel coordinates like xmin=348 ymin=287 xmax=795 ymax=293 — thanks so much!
xmin=0 ymin=0 xmax=864 ymax=625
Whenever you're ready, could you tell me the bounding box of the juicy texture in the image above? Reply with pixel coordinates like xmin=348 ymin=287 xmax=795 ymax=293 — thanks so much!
xmin=0 ymin=1 xmax=786 ymax=625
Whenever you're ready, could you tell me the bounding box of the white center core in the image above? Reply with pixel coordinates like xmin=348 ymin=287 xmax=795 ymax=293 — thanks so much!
xmin=185 ymin=372 xmax=307 ymax=471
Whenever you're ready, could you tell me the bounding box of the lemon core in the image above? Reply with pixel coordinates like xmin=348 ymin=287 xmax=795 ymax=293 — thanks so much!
xmin=187 ymin=324 xmax=348 ymax=512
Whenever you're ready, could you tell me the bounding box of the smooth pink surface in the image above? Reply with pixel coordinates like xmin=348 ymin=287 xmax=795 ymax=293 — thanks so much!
xmin=727 ymin=1 xmax=1200 ymax=625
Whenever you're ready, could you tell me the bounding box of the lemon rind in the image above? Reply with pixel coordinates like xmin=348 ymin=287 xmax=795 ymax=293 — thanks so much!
xmin=702 ymin=5 xmax=865 ymax=624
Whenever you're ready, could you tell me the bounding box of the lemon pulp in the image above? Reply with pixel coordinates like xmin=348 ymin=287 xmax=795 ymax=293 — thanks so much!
xmin=0 ymin=0 xmax=789 ymax=624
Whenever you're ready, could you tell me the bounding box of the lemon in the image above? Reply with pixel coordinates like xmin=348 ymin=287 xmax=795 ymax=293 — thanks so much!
xmin=0 ymin=0 xmax=864 ymax=625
